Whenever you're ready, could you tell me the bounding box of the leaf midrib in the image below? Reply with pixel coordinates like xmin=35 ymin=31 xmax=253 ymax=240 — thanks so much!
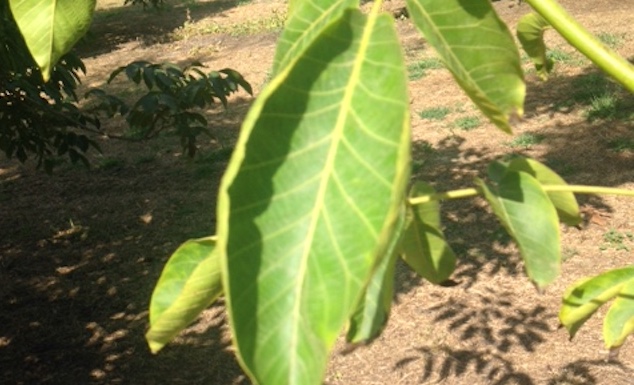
xmin=287 ymin=10 xmax=381 ymax=384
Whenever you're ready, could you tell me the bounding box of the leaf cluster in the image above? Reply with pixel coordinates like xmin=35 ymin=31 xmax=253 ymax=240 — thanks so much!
xmin=0 ymin=2 xmax=99 ymax=172
xmin=87 ymin=61 xmax=252 ymax=156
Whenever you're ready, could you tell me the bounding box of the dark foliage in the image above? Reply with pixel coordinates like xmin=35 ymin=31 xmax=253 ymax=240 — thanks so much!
xmin=0 ymin=2 xmax=100 ymax=172
xmin=87 ymin=61 xmax=252 ymax=156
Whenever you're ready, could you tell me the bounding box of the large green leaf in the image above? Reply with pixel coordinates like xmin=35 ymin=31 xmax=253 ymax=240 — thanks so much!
xmin=477 ymin=171 xmax=560 ymax=288
xmin=9 ymin=0 xmax=96 ymax=81
xmin=146 ymin=237 xmax=222 ymax=354
xmin=489 ymin=157 xmax=581 ymax=226
xmin=560 ymin=267 xmax=634 ymax=344
xmin=346 ymin=206 xmax=405 ymax=344
xmin=405 ymin=0 xmax=524 ymax=133
xmin=517 ymin=12 xmax=553 ymax=80
xmin=217 ymin=7 xmax=410 ymax=385
xmin=272 ymin=0 xmax=358 ymax=75
xmin=401 ymin=182 xmax=456 ymax=284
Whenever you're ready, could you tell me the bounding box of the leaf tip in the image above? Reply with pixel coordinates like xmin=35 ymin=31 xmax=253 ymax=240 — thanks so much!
xmin=146 ymin=336 xmax=165 ymax=354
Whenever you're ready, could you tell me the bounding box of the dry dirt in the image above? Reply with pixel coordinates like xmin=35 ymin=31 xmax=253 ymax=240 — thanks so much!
xmin=1 ymin=0 xmax=634 ymax=384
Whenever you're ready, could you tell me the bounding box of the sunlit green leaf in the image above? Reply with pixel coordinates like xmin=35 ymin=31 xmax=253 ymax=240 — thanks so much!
xmin=517 ymin=12 xmax=553 ymax=80
xmin=560 ymin=267 xmax=634 ymax=340
xmin=9 ymin=0 xmax=96 ymax=81
xmin=604 ymin=278 xmax=634 ymax=349
xmin=402 ymin=182 xmax=456 ymax=284
xmin=491 ymin=157 xmax=582 ymax=226
xmin=217 ymin=8 xmax=410 ymax=385
xmin=146 ymin=237 xmax=222 ymax=354
xmin=405 ymin=0 xmax=524 ymax=133
xmin=346 ymin=206 xmax=405 ymax=344
xmin=273 ymin=0 xmax=358 ymax=75
xmin=477 ymin=171 xmax=560 ymax=288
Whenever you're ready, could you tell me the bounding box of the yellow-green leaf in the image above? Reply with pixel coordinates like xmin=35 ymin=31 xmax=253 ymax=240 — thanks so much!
xmin=477 ymin=171 xmax=560 ymax=288
xmin=146 ymin=237 xmax=222 ymax=354
xmin=560 ymin=266 xmax=634 ymax=342
xmin=506 ymin=157 xmax=581 ymax=226
xmin=405 ymin=0 xmax=524 ymax=133
xmin=346 ymin=206 xmax=405 ymax=344
xmin=401 ymin=182 xmax=456 ymax=284
xmin=273 ymin=0 xmax=358 ymax=75
xmin=604 ymin=278 xmax=634 ymax=349
xmin=517 ymin=12 xmax=553 ymax=80
xmin=217 ymin=8 xmax=409 ymax=385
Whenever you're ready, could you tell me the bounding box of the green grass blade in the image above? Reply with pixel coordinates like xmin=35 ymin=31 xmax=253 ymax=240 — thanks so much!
xmin=217 ymin=8 xmax=410 ymax=385
xmin=477 ymin=172 xmax=560 ymax=288
xmin=517 ymin=13 xmax=553 ymax=80
xmin=9 ymin=0 xmax=96 ymax=81
xmin=402 ymin=182 xmax=456 ymax=284
xmin=560 ymin=266 xmax=634 ymax=339
xmin=146 ymin=237 xmax=222 ymax=354
xmin=405 ymin=0 xmax=525 ymax=133
xmin=604 ymin=278 xmax=634 ymax=349
xmin=273 ymin=0 xmax=358 ymax=75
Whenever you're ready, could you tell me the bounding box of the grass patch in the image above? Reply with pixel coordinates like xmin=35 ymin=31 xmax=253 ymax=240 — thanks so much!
xmin=174 ymin=10 xmax=286 ymax=38
xmin=507 ymin=133 xmax=544 ymax=149
xmin=571 ymin=72 xmax=612 ymax=104
xmin=418 ymin=107 xmax=451 ymax=121
xmin=453 ymin=116 xmax=481 ymax=131
xmin=546 ymin=48 xmax=574 ymax=64
xmin=408 ymin=58 xmax=444 ymax=80
xmin=607 ymin=138 xmax=634 ymax=153
xmin=585 ymin=93 xmax=620 ymax=121
xmin=597 ymin=32 xmax=624 ymax=49
xmin=600 ymin=228 xmax=632 ymax=251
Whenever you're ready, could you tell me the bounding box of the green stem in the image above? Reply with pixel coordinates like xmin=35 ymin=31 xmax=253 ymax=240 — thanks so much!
xmin=524 ymin=0 xmax=634 ymax=93
xmin=408 ymin=185 xmax=634 ymax=206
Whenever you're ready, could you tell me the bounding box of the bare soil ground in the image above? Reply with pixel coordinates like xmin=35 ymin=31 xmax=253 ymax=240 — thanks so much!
xmin=2 ymin=0 xmax=634 ymax=384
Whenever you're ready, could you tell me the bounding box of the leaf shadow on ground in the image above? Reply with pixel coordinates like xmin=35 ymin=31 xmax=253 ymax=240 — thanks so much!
xmin=0 ymin=141 xmax=249 ymax=384
xmin=77 ymin=0 xmax=240 ymax=58
xmin=395 ymin=348 xmax=633 ymax=385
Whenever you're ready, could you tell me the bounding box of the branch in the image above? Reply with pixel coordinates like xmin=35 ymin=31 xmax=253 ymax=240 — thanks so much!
xmin=408 ymin=185 xmax=634 ymax=205
xmin=524 ymin=0 xmax=634 ymax=92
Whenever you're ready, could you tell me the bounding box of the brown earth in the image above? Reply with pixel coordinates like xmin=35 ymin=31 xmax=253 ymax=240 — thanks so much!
xmin=1 ymin=0 xmax=634 ymax=384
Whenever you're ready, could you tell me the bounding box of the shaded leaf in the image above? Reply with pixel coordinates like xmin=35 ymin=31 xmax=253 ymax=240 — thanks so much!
xmin=476 ymin=171 xmax=560 ymax=288
xmin=490 ymin=157 xmax=581 ymax=226
xmin=346 ymin=205 xmax=405 ymax=344
xmin=9 ymin=0 xmax=96 ymax=81
xmin=146 ymin=237 xmax=222 ymax=354
xmin=402 ymin=182 xmax=456 ymax=284
xmin=217 ymin=9 xmax=410 ymax=385
xmin=560 ymin=266 xmax=634 ymax=341
xmin=405 ymin=0 xmax=524 ymax=133
xmin=517 ymin=12 xmax=553 ymax=80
